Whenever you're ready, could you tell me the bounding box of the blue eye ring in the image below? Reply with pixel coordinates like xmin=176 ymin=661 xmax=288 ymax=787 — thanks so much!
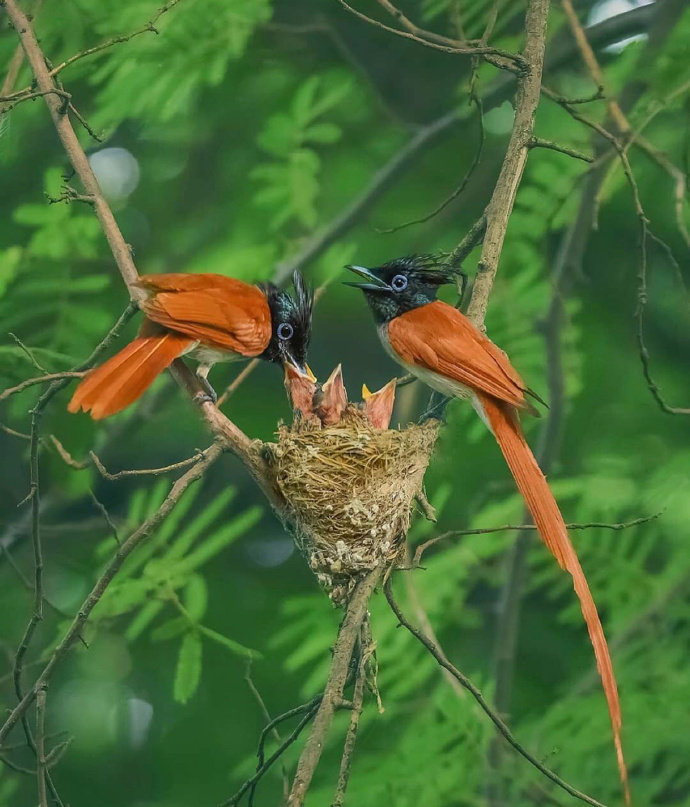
xmin=277 ymin=322 xmax=294 ymax=341
xmin=391 ymin=274 xmax=408 ymax=291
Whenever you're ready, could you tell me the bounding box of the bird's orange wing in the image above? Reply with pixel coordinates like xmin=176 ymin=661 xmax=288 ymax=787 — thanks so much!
xmin=136 ymin=274 xmax=272 ymax=356
xmin=388 ymin=300 xmax=537 ymax=412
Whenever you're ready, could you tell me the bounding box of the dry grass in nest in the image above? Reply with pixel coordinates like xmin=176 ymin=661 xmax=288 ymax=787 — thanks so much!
xmin=267 ymin=406 xmax=439 ymax=603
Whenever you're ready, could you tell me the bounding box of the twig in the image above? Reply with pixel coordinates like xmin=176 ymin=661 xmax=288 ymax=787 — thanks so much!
xmin=88 ymin=489 xmax=120 ymax=545
xmin=331 ymin=629 xmax=366 ymax=807
xmin=0 ymin=372 xmax=87 ymax=401
xmin=384 ymin=578 xmax=608 ymax=807
xmin=414 ymin=513 xmax=661 ymax=565
xmin=336 ymin=0 xmax=525 ymax=73
xmin=244 ymin=661 xmax=290 ymax=804
xmin=466 ymin=0 xmax=551 ymax=327
xmin=447 ymin=212 xmax=488 ymax=265
xmin=8 ymin=332 xmax=48 ymax=373
xmin=35 ymin=688 xmax=47 ymax=807
xmin=287 ymin=567 xmax=383 ymax=806
xmin=529 ymin=137 xmax=593 ymax=163
xmin=90 ymin=447 xmax=211 ymax=479
xmin=0 ymin=442 xmax=223 ymax=746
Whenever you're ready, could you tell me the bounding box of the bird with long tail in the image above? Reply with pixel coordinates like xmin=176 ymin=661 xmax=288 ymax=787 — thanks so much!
xmin=346 ymin=255 xmax=629 ymax=803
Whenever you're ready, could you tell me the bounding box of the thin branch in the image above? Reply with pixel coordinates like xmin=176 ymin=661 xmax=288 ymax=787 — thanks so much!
xmin=287 ymin=567 xmax=384 ymax=806
xmin=244 ymin=661 xmax=290 ymax=804
xmin=331 ymin=629 xmax=366 ymax=807
xmin=529 ymin=136 xmax=593 ymax=163
xmin=88 ymin=489 xmax=120 ymax=546
xmin=414 ymin=513 xmax=661 ymax=565
xmin=90 ymin=447 xmax=212 ymax=480
xmin=384 ymin=578 xmax=609 ymax=807
xmin=35 ymin=688 xmax=48 ymax=807
xmin=466 ymin=0 xmax=551 ymax=326
xmin=0 ymin=372 xmax=87 ymax=402
xmin=49 ymin=0 xmax=184 ymax=77
xmin=336 ymin=0 xmax=525 ymax=73
xmin=221 ymin=698 xmax=322 ymax=807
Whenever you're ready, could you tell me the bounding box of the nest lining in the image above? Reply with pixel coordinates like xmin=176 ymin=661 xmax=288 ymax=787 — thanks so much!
xmin=267 ymin=408 xmax=438 ymax=601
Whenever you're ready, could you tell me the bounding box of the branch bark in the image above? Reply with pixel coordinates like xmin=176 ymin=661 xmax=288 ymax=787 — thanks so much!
xmin=287 ymin=567 xmax=383 ymax=806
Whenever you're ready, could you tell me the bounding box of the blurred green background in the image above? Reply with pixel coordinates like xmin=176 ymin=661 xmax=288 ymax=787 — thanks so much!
xmin=1 ymin=0 xmax=690 ymax=805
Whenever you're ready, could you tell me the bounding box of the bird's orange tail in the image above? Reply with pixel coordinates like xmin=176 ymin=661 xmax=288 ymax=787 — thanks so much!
xmin=477 ymin=391 xmax=629 ymax=804
xmin=68 ymin=332 xmax=192 ymax=419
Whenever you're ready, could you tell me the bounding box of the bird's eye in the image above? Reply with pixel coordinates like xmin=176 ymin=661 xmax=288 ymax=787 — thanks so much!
xmin=277 ymin=322 xmax=294 ymax=341
xmin=391 ymin=274 xmax=408 ymax=291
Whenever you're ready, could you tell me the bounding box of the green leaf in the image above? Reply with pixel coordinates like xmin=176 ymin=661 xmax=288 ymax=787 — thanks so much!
xmin=173 ymin=631 xmax=202 ymax=705
xmin=150 ymin=616 xmax=188 ymax=642
xmin=303 ymin=122 xmax=342 ymax=145
xmin=183 ymin=574 xmax=208 ymax=622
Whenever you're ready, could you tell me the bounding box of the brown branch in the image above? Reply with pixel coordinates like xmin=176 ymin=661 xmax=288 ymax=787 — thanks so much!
xmin=0 ymin=442 xmax=223 ymax=747
xmin=0 ymin=372 xmax=87 ymax=401
xmin=287 ymin=567 xmax=384 ymax=806
xmin=529 ymin=136 xmax=593 ymax=163
xmin=384 ymin=578 xmax=609 ymax=807
xmin=336 ymin=0 xmax=525 ymax=73
xmin=415 ymin=513 xmax=661 ymax=565
xmin=560 ymin=0 xmax=629 ymax=135
xmin=466 ymin=0 xmax=551 ymax=326
xmin=331 ymin=629 xmax=366 ymax=807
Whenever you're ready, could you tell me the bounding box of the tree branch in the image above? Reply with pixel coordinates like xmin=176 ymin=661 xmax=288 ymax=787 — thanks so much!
xmin=286 ymin=566 xmax=383 ymax=806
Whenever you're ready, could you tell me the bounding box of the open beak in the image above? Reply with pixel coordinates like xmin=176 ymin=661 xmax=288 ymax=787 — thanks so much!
xmin=284 ymin=354 xmax=316 ymax=382
xmin=344 ymin=265 xmax=391 ymax=291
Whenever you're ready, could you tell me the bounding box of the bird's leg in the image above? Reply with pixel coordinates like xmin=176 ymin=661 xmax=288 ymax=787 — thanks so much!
xmin=455 ymin=270 xmax=470 ymax=310
xmin=194 ymin=364 xmax=218 ymax=405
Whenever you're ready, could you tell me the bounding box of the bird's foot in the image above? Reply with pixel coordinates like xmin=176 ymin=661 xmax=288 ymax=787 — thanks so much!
xmin=195 ymin=373 xmax=218 ymax=404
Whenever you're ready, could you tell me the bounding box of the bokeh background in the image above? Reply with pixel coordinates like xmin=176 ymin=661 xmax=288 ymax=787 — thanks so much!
xmin=1 ymin=0 xmax=690 ymax=805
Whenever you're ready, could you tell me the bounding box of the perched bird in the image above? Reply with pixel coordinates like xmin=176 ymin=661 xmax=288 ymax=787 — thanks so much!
xmin=69 ymin=271 xmax=313 ymax=419
xmin=346 ymin=256 xmax=629 ymax=801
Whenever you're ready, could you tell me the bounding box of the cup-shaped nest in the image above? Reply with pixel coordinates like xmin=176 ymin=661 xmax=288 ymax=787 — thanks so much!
xmin=269 ymin=366 xmax=439 ymax=602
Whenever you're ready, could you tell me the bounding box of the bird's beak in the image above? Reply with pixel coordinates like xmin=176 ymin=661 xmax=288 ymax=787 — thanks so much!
xmin=344 ymin=265 xmax=391 ymax=291
xmin=284 ymin=354 xmax=316 ymax=382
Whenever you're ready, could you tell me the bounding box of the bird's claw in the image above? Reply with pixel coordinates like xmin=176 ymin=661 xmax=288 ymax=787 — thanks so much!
xmin=195 ymin=374 xmax=218 ymax=404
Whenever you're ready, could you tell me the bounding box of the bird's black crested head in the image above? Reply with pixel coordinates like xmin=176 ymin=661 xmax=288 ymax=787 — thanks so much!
xmin=345 ymin=255 xmax=462 ymax=324
xmin=261 ymin=271 xmax=313 ymax=372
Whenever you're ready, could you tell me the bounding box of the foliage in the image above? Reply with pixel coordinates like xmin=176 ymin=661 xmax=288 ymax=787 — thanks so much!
xmin=1 ymin=1 xmax=690 ymax=806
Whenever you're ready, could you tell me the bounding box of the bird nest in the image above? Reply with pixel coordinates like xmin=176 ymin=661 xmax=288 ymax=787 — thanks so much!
xmin=267 ymin=366 xmax=439 ymax=603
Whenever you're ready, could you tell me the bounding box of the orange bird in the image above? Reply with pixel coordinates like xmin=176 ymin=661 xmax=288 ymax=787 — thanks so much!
xmin=69 ymin=271 xmax=313 ymax=419
xmin=347 ymin=256 xmax=629 ymax=801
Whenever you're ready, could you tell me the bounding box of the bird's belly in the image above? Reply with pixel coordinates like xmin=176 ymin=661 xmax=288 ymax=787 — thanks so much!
xmin=185 ymin=343 xmax=242 ymax=366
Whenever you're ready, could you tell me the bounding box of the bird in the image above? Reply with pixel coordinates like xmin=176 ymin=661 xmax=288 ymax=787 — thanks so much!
xmin=68 ymin=270 xmax=313 ymax=419
xmin=346 ymin=255 xmax=629 ymax=802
